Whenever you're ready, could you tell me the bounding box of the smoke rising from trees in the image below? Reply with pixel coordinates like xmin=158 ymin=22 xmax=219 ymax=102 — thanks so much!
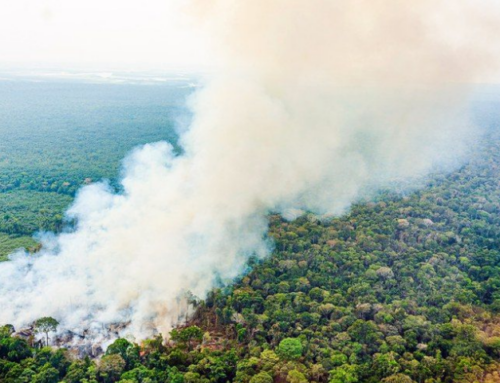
xmin=0 ymin=0 xmax=499 ymax=342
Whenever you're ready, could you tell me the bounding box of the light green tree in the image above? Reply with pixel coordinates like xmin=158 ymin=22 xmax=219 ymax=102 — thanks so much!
xmin=250 ymin=371 xmax=273 ymax=383
xmin=277 ymin=338 xmax=303 ymax=361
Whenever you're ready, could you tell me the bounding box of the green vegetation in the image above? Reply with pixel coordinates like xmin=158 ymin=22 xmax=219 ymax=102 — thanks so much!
xmin=0 ymin=191 xmax=72 ymax=234
xmin=34 ymin=317 xmax=59 ymax=347
xmin=0 ymin=233 xmax=37 ymax=260
xmin=3 ymin=133 xmax=500 ymax=382
xmin=2 ymin=81 xmax=500 ymax=382
xmin=277 ymin=339 xmax=303 ymax=361
xmin=0 ymin=190 xmax=71 ymax=259
xmin=0 ymin=81 xmax=187 ymax=258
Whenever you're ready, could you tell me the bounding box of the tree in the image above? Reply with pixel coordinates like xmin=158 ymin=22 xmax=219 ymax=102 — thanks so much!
xmin=288 ymin=369 xmax=308 ymax=383
xmin=34 ymin=317 xmax=59 ymax=347
xmin=277 ymin=338 xmax=303 ymax=361
xmin=106 ymin=338 xmax=132 ymax=358
xmin=120 ymin=366 xmax=155 ymax=382
xmin=347 ymin=320 xmax=381 ymax=345
xmin=382 ymin=374 xmax=416 ymax=383
xmin=250 ymin=371 xmax=273 ymax=383
xmin=98 ymin=354 xmax=126 ymax=383
xmin=372 ymin=352 xmax=400 ymax=378
xmin=170 ymin=326 xmax=204 ymax=351
xmin=260 ymin=349 xmax=280 ymax=371
xmin=64 ymin=360 xmax=90 ymax=383
xmin=183 ymin=371 xmax=203 ymax=383
xmin=32 ymin=363 xmax=60 ymax=383
xmin=106 ymin=338 xmax=140 ymax=369
xmin=329 ymin=364 xmax=358 ymax=383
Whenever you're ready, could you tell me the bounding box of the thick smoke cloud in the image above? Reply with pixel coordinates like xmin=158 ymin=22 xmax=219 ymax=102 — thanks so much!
xmin=1 ymin=0 xmax=499 ymax=343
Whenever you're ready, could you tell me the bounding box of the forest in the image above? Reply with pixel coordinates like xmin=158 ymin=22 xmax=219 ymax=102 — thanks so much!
xmin=0 ymin=80 xmax=188 ymax=259
xmin=3 ymin=124 xmax=500 ymax=382
xmin=2 ymin=79 xmax=500 ymax=382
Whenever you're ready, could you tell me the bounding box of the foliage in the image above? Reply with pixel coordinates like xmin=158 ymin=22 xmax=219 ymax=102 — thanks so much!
xmin=277 ymin=338 xmax=303 ymax=361
xmin=0 ymin=80 xmax=187 ymax=257
xmin=249 ymin=371 xmax=273 ymax=383
xmin=34 ymin=317 xmax=59 ymax=347
xmin=0 ymin=232 xmax=37 ymax=261
xmin=4 ymin=134 xmax=500 ymax=381
xmin=170 ymin=326 xmax=204 ymax=351
xmin=2 ymin=84 xmax=500 ymax=382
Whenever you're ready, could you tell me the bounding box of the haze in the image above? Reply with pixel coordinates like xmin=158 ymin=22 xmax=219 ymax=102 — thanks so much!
xmin=0 ymin=0 xmax=209 ymax=70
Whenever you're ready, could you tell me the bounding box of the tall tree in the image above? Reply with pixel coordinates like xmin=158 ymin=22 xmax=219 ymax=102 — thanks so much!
xmin=34 ymin=317 xmax=59 ymax=346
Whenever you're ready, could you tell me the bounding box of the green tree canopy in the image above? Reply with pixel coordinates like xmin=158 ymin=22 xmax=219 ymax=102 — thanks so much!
xmin=277 ymin=338 xmax=303 ymax=361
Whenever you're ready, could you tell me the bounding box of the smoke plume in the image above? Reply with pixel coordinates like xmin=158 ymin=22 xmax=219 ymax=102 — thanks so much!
xmin=1 ymin=0 xmax=499 ymax=343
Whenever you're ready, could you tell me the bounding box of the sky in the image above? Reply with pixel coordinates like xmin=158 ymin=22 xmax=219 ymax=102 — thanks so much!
xmin=1 ymin=0 xmax=500 ymax=80
xmin=0 ymin=0 xmax=209 ymax=71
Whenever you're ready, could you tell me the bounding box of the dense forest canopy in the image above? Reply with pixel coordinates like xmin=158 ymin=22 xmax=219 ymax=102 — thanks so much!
xmin=2 ymin=80 xmax=500 ymax=382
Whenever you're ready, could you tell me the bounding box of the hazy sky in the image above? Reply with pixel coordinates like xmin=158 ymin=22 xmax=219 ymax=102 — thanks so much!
xmin=0 ymin=0 xmax=209 ymax=70
xmin=1 ymin=0 xmax=500 ymax=82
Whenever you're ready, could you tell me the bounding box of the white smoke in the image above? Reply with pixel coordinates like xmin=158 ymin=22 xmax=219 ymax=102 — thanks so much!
xmin=1 ymin=0 xmax=500 ymax=342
